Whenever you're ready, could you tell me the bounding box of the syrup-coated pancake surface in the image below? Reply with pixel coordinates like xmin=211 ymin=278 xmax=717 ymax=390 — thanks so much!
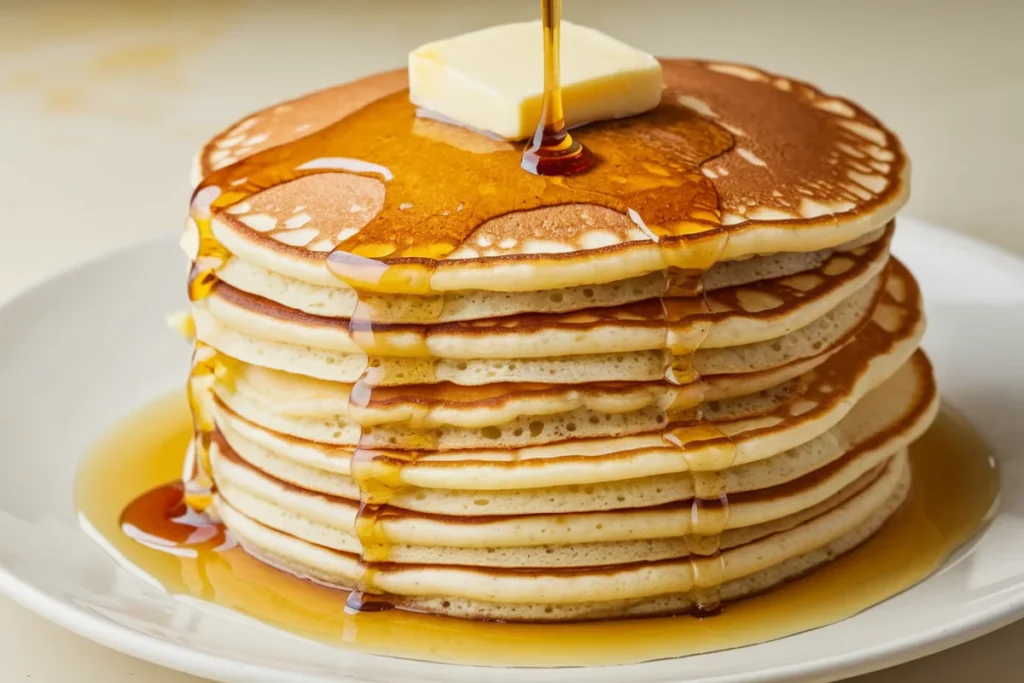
xmin=177 ymin=56 xmax=935 ymax=622
xmin=192 ymin=59 xmax=908 ymax=294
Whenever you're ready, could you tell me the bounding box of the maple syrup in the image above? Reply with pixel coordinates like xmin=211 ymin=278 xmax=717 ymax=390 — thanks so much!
xmin=520 ymin=0 xmax=594 ymax=176
xmin=76 ymin=392 xmax=998 ymax=666
xmin=181 ymin=190 xmax=236 ymax=514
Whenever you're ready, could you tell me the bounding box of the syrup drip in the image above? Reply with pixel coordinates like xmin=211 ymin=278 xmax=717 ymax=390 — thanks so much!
xmin=180 ymin=191 xmax=234 ymax=515
xmin=346 ymin=432 xmax=408 ymax=612
xmin=659 ymin=264 xmax=736 ymax=613
xmin=520 ymin=0 xmax=594 ymax=176
xmin=182 ymin=0 xmax=740 ymax=614
xmin=181 ymin=342 xmax=217 ymax=511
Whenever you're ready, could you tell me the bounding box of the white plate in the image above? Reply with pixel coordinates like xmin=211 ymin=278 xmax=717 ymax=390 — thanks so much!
xmin=0 ymin=217 xmax=1022 ymax=683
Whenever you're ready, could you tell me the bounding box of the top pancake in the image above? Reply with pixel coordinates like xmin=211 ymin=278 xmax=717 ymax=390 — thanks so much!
xmin=196 ymin=60 xmax=908 ymax=294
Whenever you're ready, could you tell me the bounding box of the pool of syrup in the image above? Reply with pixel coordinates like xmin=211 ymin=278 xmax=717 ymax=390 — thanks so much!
xmin=74 ymin=391 xmax=999 ymax=667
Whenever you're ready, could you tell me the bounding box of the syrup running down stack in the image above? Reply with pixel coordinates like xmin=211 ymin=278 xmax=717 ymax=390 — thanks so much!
xmin=152 ymin=11 xmax=941 ymax=621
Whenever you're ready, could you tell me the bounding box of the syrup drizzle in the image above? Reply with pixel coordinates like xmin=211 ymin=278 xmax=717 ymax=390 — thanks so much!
xmin=177 ymin=0 xmax=742 ymax=615
xmin=521 ymin=0 xmax=594 ymax=176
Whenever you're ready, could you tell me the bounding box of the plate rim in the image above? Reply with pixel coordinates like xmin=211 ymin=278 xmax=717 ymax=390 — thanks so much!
xmin=1 ymin=216 xmax=1023 ymax=683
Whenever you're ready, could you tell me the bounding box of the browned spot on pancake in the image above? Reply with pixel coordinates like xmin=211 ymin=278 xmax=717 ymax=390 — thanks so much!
xmin=664 ymin=62 xmax=905 ymax=227
xmin=706 ymin=225 xmax=890 ymax=317
xmin=202 ymin=69 xmax=408 ymax=174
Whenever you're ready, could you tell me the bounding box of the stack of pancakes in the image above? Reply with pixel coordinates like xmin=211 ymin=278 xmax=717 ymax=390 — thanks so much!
xmin=182 ymin=60 xmax=936 ymax=621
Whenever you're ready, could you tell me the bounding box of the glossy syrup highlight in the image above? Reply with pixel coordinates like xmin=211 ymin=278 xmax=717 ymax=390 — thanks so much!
xmin=75 ymin=392 xmax=998 ymax=666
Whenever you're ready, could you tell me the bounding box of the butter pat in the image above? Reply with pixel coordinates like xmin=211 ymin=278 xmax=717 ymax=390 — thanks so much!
xmin=409 ymin=21 xmax=663 ymax=140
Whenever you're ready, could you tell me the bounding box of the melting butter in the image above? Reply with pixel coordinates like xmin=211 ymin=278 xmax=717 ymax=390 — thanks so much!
xmin=408 ymin=21 xmax=663 ymax=140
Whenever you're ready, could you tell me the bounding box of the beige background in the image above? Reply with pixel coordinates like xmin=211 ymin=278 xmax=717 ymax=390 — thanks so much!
xmin=0 ymin=0 xmax=1021 ymax=680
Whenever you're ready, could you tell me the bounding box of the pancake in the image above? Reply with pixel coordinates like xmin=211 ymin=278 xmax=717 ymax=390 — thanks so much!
xmin=212 ymin=452 xmax=911 ymax=621
xmin=195 ymin=61 xmax=907 ymax=295
xmin=195 ymin=225 xmax=890 ymax=357
xmin=213 ymin=445 xmax=883 ymax=567
xmin=191 ymin=243 xmax=889 ymax=387
xmin=210 ymin=350 xmax=936 ymax=519
xmin=208 ymin=227 xmax=888 ymax=324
